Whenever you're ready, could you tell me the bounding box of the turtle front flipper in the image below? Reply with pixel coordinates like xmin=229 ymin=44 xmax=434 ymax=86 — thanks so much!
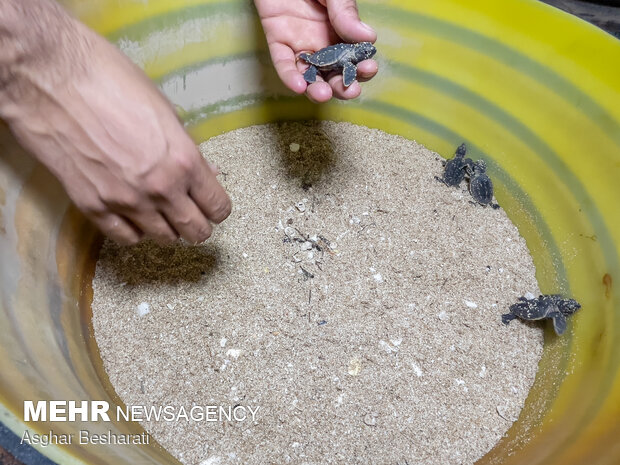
xmin=550 ymin=311 xmax=567 ymax=335
xmin=501 ymin=313 xmax=517 ymax=325
xmin=342 ymin=62 xmax=357 ymax=87
xmin=304 ymin=65 xmax=318 ymax=84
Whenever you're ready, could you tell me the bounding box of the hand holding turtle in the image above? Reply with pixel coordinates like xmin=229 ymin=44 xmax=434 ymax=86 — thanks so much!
xmin=254 ymin=0 xmax=378 ymax=102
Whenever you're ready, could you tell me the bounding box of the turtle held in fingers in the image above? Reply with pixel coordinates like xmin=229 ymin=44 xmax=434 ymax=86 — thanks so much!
xmin=502 ymin=294 xmax=581 ymax=335
xmin=466 ymin=160 xmax=495 ymax=206
xmin=439 ymin=143 xmax=473 ymax=187
xmin=299 ymin=42 xmax=377 ymax=87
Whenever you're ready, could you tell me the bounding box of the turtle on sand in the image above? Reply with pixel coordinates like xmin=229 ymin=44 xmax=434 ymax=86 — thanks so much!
xmin=437 ymin=143 xmax=473 ymax=187
xmin=502 ymin=294 xmax=581 ymax=335
xmin=466 ymin=160 xmax=500 ymax=209
xmin=299 ymin=42 xmax=377 ymax=87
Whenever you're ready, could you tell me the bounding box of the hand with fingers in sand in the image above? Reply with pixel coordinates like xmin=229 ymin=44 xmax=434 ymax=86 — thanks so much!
xmin=0 ymin=0 xmax=232 ymax=246
xmin=254 ymin=0 xmax=378 ymax=102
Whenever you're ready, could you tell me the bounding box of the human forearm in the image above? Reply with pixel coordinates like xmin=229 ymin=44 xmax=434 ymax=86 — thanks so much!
xmin=0 ymin=0 xmax=92 ymax=108
xmin=0 ymin=0 xmax=231 ymax=245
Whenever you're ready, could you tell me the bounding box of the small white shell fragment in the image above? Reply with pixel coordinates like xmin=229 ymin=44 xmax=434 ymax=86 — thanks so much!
xmin=166 ymin=303 xmax=175 ymax=311
xmin=379 ymin=340 xmax=396 ymax=354
xmin=390 ymin=337 xmax=403 ymax=346
xmin=348 ymin=358 xmax=362 ymax=376
xmin=136 ymin=302 xmax=150 ymax=317
xmin=438 ymin=311 xmax=448 ymax=321
xmin=220 ymin=337 xmax=227 ymax=348
xmin=199 ymin=457 xmax=222 ymax=465
xmin=373 ymin=273 xmax=383 ymax=283
xmin=336 ymin=230 xmax=349 ymax=241
xmin=411 ymin=362 xmax=423 ymax=377
xmin=479 ymin=365 xmax=487 ymax=378
xmin=455 ymin=379 xmax=465 ymax=386
xmin=524 ymin=292 xmax=536 ymax=300
xmin=464 ymin=300 xmax=478 ymax=308
xmin=226 ymin=349 xmax=242 ymax=359
xmin=242 ymin=253 xmax=248 ymax=258
xmin=301 ymin=241 xmax=313 ymax=251
xmin=289 ymin=143 xmax=301 ymax=152
xmin=295 ymin=202 xmax=306 ymax=212
xmin=363 ymin=413 xmax=377 ymax=426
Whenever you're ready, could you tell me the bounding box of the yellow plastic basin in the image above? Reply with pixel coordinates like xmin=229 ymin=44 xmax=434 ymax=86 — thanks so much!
xmin=0 ymin=1 xmax=619 ymax=464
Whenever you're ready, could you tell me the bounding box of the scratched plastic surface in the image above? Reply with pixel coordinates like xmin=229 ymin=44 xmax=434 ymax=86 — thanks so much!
xmin=0 ymin=1 xmax=619 ymax=464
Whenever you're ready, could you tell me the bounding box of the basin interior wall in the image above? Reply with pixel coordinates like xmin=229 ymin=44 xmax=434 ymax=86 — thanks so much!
xmin=0 ymin=1 xmax=619 ymax=464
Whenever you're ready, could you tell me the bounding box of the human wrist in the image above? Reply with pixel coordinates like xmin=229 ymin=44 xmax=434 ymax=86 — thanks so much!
xmin=0 ymin=0 xmax=94 ymax=117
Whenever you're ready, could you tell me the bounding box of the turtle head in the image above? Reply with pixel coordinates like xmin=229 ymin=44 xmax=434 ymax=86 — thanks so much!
xmin=455 ymin=143 xmax=467 ymax=158
xmin=558 ymin=298 xmax=581 ymax=316
xmin=473 ymin=159 xmax=487 ymax=175
xmin=354 ymin=42 xmax=377 ymax=61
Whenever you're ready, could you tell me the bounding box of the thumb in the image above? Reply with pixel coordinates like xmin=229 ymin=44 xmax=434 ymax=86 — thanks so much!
xmin=324 ymin=0 xmax=376 ymax=43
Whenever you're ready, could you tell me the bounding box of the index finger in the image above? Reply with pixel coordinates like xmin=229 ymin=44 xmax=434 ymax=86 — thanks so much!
xmin=268 ymin=42 xmax=307 ymax=94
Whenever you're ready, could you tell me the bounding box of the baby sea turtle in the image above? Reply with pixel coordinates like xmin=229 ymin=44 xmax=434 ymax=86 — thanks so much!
xmin=502 ymin=294 xmax=581 ymax=335
xmin=466 ymin=160 xmax=497 ymax=207
xmin=299 ymin=42 xmax=377 ymax=87
xmin=438 ymin=143 xmax=473 ymax=187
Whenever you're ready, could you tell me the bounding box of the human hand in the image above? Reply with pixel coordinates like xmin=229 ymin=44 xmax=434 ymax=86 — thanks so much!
xmin=0 ymin=18 xmax=231 ymax=245
xmin=254 ymin=0 xmax=378 ymax=102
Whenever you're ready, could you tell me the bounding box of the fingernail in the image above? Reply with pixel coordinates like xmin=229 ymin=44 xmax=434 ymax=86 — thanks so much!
xmin=208 ymin=162 xmax=220 ymax=174
xmin=360 ymin=22 xmax=376 ymax=35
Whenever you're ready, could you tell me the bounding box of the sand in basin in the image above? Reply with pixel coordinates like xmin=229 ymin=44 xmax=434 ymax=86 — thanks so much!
xmin=92 ymin=121 xmax=543 ymax=465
